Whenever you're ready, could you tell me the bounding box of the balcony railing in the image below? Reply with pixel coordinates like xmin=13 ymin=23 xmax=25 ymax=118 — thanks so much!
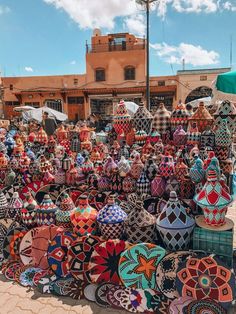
xmin=86 ymin=41 xmax=145 ymax=53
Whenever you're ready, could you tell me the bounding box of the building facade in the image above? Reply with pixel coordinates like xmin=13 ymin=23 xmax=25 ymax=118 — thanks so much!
xmin=1 ymin=30 xmax=231 ymax=121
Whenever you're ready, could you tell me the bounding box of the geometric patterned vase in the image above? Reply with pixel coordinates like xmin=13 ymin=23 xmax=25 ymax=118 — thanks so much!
xmin=156 ymin=191 xmax=195 ymax=251
xmin=133 ymin=102 xmax=153 ymax=134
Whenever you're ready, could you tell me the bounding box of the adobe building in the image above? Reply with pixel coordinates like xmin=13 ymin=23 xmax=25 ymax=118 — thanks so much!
xmin=0 ymin=30 xmax=231 ymax=121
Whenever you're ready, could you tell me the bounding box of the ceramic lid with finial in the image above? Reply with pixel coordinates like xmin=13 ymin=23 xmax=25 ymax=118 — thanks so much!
xmin=194 ymin=167 xmax=232 ymax=209
xmin=97 ymin=195 xmax=127 ymax=224
xmin=156 ymin=191 xmax=195 ymax=229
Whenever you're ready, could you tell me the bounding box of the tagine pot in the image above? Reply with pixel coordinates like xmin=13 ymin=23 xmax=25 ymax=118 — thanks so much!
xmin=170 ymin=102 xmax=190 ymax=132
xmin=156 ymin=191 xmax=195 ymax=251
xmin=37 ymin=194 xmax=58 ymax=226
xmin=97 ymin=195 xmax=127 ymax=240
xmin=188 ymin=101 xmax=213 ymax=132
xmin=56 ymin=193 xmax=75 ymax=230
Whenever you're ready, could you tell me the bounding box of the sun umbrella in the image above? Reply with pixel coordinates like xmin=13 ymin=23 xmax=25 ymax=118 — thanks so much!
xmin=212 ymin=70 xmax=236 ymax=102
xmin=22 ymin=106 xmax=68 ymax=122
xmin=13 ymin=106 xmax=35 ymax=112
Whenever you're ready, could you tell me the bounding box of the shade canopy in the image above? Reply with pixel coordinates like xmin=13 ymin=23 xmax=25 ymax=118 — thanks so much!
xmin=22 ymin=106 xmax=68 ymax=122
xmin=13 ymin=106 xmax=35 ymax=113
xmin=124 ymin=101 xmax=139 ymax=117
xmin=216 ymin=71 xmax=236 ymax=95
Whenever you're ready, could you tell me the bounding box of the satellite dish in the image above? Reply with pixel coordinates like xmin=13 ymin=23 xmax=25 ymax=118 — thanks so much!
xmin=93 ymin=28 xmax=101 ymax=37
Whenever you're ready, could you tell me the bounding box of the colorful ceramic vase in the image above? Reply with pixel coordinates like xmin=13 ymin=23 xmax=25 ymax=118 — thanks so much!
xmin=156 ymin=191 xmax=195 ymax=251
xmin=124 ymin=201 xmax=156 ymax=243
xmin=137 ymin=170 xmax=151 ymax=195
xmin=70 ymin=195 xmax=97 ymax=236
xmin=194 ymin=166 xmax=233 ymax=226
xmin=133 ymin=102 xmax=153 ymax=134
xmin=214 ymin=100 xmax=236 ymax=134
xmin=170 ymin=103 xmax=190 ymax=132
xmin=173 ymin=125 xmax=187 ymax=146
xmin=56 ymin=193 xmax=75 ymax=230
xmin=151 ymin=175 xmax=166 ymax=197
xmin=113 ymin=100 xmax=132 ymax=135
xmin=189 ymin=102 xmax=213 ymax=132
xmin=189 ymin=157 xmax=205 ymax=183
xmin=97 ymin=195 xmax=127 ymax=240
xmin=37 ymin=194 xmax=58 ymax=226
xmin=215 ymin=119 xmax=231 ymax=148
xmin=152 ymin=103 xmax=171 ymax=135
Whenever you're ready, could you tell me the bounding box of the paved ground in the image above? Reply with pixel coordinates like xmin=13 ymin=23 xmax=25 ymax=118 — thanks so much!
xmin=0 ymin=205 xmax=235 ymax=314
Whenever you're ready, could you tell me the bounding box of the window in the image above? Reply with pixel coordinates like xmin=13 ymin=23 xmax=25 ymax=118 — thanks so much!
xmin=158 ymin=80 xmax=165 ymax=86
xmin=95 ymin=68 xmax=105 ymax=81
xmin=24 ymin=102 xmax=40 ymax=108
xmin=67 ymin=97 xmax=84 ymax=104
xmin=73 ymin=78 xmax=78 ymax=85
xmin=200 ymin=75 xmax=207 ymax=81
xmin=45 ymin=99 xmax=63 ymax=112
xmin=5 ymin=101 xmax=20 ymax=106
xmin=124 ymin=66 xmax=135 ymax=80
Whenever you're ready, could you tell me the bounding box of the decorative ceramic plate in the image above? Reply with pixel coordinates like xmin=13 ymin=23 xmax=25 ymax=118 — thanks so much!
xmin=3 ymin=261 xmax=22 ymax=281
xmin=68 ymin=235 xmax=104 ymax=282
xmin=156 ymin=251 xmax=195 ymax=299
xmin=95 ymin=283 xmax=115 ymax=307
xmin=107 ymin=285 xmax=126 ymax=310
xmin=183 ymin=299 xmax=227 ymax=314
xmin=47 ymin=231 xmax=76 ymax=278
xmin=119 ymin=243 xmax=166 ymax=290
xmin=67 ymin=280 xmax=86 ymax=300
xmin=84 ymin=283 xmax=98 ymax=302
xmin=19 ymin=228 xmax=39 ymax=265
xmin=169 ymin=296 xmax=195 ymax=314
xmin=31 ymin=225 xmax=64 ymax=270
xmin=3 ymin=227 xmax=26 ymax=261
xmin=88 ymin=239 xmax=131 ymax=285
xmin=19 ymin=267 xmax=42 ymax=287
xmin=176 ymin=255 xmax=236 ymax=310
xmin=37 ymin=273 xmax=58 ymax=294
xmin=50 ymin=277 xmax=75 ymax=296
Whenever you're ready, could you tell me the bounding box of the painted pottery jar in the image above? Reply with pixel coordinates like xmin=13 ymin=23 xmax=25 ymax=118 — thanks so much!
xmin=81 ymin=139 xmax=92 ymax=153
xmin=188 ymin=101 xmax=213 ymax=132
xmin=118 ymin=156 xmax=131 ymax=177
xmin=37 ymin=194 xmax=58 ymax=226
xmin=66 ymin=164 xmax=79 ymax=186
xmin=173 ymin=125 xmax=187 ymax=146
xmin=214 ymin=100 xmax=236 ymax=134
xmin=159 ymin=155 xmax=175 ymax=178
xmin=170 ymin=103 xmax=190 ymax=132
xmin=189 ymin=157 xmax=205 ymax=183
xmin=156 ymin=191 xmax=195 ymax=251
xmin=175 ymin=158 xmax=189 ymax=181
xmin=70 ymin=195 xmax=97 ymax=236
xmin=54 ymin=167 xmax=66 ymax=184
xmin=97 ymin=195 xmax=127 ymax=240
xmin=152 ymin=103 xmax=171 ymax=135
xmin=113 ymin=100 xmax=132 ymax=135
xmin=7 ymin=191 xmax=23 ymax=220
xmin=124 ymin=201 xmax=156 ymax=243
xmin=144 ymin=157 xmax=158 ymax=181
xmin=194 ymin=166 xmax=233 ymax=226
xmin=56 ymin=193 xmax=75 ymax=230
xmin=43 ymin=170 xmax=55 ymax=185
xmin=151 ymin=175 xmax=166 ymax=197
xmin=137 ymin=170 xmax=151 ymax=195
xmin=36 ymin=127 xmax=48 ymax=145
xmin=179 ymin=175 xmax=195 ymax=199
xmin=165 ymin=175 xmax=180 ymax=197
xmin=133 ymin=102 xmax=153 ymax=134
xmin=122 ymin=175 xmax=137 ymax=193
xmin=135 ymin=130 xmax=147 ymax=146
xmin=130 ymin=154 xmax=144 ymax=179
xmin=187 ymin=122 xmax=201 ymax=145
xmin=154 ymin=139 xmax=164 ymax=155
xmin=215 ymin=119 xmax=231 ymax=148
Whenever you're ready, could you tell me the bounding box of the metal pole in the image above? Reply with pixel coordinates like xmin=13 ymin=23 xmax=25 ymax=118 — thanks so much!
xmin=146 ymin=0 xmax=150 ymax=111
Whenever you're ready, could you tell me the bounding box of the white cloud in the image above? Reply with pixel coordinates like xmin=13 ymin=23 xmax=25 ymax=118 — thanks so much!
xmin=151 ymin=42 xmax=220 ymax=66
xmin=223 ymin=1 xmax=236 ymax=11
xmin=0 ymin=5 xmax=10 ymax=15
xmin=24 ymin=67 xmax=34 ymax=72
xmin=43 ymin=0 xmax=140 ymax=29
xmin=70 ymin=60 xmax=76 ymax=65
xmin=124 ymin=14 xmax=146 ymax=37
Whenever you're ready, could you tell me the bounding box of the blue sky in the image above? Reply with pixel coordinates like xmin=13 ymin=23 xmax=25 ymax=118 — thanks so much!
xmin=0 ymin=0 xmax=235 ymax=77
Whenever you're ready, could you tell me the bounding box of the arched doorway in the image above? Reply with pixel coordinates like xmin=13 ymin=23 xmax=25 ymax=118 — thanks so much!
xmin=185 ymin=86 xmax=213 ymax=103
